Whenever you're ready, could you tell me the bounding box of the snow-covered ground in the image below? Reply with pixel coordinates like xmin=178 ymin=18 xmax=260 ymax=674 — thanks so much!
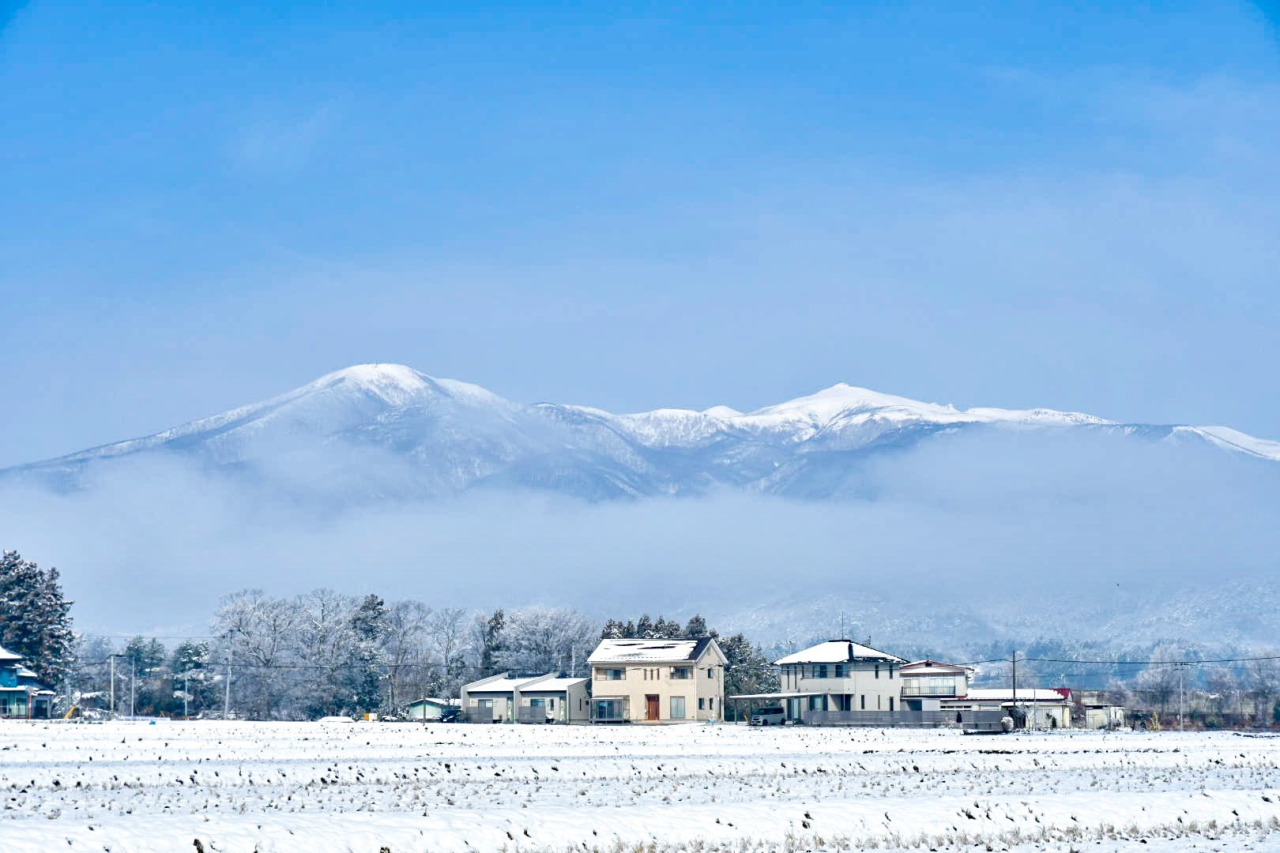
xmin=3 ymin=720 xmax=1280 ymax=852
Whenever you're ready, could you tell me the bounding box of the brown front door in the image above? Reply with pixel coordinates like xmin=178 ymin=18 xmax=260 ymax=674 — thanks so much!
xmin=646 ymin=695 xmax=660 ymax=720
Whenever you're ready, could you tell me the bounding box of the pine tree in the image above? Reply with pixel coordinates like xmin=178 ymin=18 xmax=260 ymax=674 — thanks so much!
xmin=478 ymin=609 xmax=506 ymax=675
xmin=0 ymin=551 xmax=74 ymax=685
xmin=349 ymin=594 xmax=388 ymax=714
xmin=684 ymin=614 xmax=711 ymax=639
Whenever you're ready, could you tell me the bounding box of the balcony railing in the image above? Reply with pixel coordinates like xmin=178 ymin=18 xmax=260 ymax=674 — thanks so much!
xmin=901 ymin=684 xmax=962 ymax=697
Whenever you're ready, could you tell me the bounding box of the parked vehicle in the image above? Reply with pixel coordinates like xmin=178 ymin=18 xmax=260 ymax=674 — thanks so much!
xmin=749 ymin=706 xmax=786 ymax=726
xmin=438 ymin=707 xmax=462 ymax=723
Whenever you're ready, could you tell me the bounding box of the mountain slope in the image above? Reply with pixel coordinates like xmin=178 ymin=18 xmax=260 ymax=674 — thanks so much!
xmin=5 ymin=363 xmax=1278 ymax=502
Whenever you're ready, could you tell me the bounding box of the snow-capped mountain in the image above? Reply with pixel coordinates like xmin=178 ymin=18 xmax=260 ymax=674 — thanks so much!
xmin=5 ymin=363 xmax=1277 ymax=502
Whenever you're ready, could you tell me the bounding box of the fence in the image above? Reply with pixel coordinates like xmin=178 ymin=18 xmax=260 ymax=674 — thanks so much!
xmin=803 ymin=709 xmax=1005 ymax=730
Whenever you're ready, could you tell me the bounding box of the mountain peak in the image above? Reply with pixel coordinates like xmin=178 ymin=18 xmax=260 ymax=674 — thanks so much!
xmin=309 ymin=363 xmax=433 ymax=404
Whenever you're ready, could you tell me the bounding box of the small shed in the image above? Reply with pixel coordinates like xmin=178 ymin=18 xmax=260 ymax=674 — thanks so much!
xmin=405 ymin=697 xmax=453 ymax=721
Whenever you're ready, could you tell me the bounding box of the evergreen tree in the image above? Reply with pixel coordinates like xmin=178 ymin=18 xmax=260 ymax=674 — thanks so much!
xmin=635 ymin=614 xmax=655 ymax=638
xmin=0 ymin=551 xmax=75 ymax=685
xmin=715 ymin=633 xmax=779 ymax=719
xmin=478 ymin=608 xmax=506 ymax=675
xmin=348 ymin=594 xmax=388 ymax=713
xmin=684 ymin=614 xmax=711 ymax=639
xmin=601 ymin=619 xmax=627 ymax=639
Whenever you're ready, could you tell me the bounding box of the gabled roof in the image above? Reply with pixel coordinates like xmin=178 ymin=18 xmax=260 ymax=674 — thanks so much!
xmin=519 ymin=675 xmax=588 ymax=692
xmin=588 ymin=637 xmax=725 ymax=665
xmin=0 ymin=645 xmax=23 ymax=664
xmin=406 ymin=697 xmax=450 ymax=707
xmin=465 ymin=675 xmax=543 ymax=693
xmin=774 ymin=640 xmax=906 ymax=666
xmin=900 ymin=660 xmax=973 ymax=675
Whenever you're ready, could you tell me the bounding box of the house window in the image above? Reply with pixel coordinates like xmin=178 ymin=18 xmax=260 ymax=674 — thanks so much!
xmin=670 ymin=697 xmax=686 ymax=719
xmin=598 ymin=668 xmax=624 ymax=681
xmin=549 ymin=698 xmax=556 ymax=710
xmin=835 ymin=664 xmax=846 ymax=678
xmin=698 ymin=697 xmax=705 ymax=710
xmin=875 ymin=665 xmax=880 ymax=679
xmin=707 ymin=668 xmax=714 ymax=679
xmin=889 ymin=667 xmax=894 ymax=680
xmin=815 ymin=664 xmax=828 ymax=679
xmin=710 ymin=698 xmax=714 ymax=709
xmin=860 ymin=695 xmax=866 ymax=710
xmin=672 ymin=667 xmax=692 ymax=680
xmin=478 ymin=699 xmax=493 ymax=709
xmin=877 ymin=695 xmax=881 ymax=710
xmin=889 ymin=697 xmax=895 ymax=712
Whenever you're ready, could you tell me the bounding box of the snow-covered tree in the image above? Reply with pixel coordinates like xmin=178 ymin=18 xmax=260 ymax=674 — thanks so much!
xmin=1134 ymin=645 xmax=1184 ymax=716
xmin=473 ymin=609 xmax=506 ymax=676
xmin=0 ymin=550 xmax=75 ymax=685
xmin=426 ymin=607 xmax=469 ymax=698
xmin=212 ymin=589 xmax=300 ymax=719
xmin=348 ymin=593 xmax=388 ymax=714
xmin=496 ymin=607 xmax=598 ymax=676
xmin=382 ymin=599 xmax=432 ymax=710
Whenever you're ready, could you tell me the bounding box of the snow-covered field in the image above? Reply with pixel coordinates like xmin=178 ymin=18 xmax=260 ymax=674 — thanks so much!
xmin=3 ymin=720 xmax=1280 ymax=853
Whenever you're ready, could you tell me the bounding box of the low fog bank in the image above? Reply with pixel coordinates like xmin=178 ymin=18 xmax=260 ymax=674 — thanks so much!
xmin=1 ymin=428 xmax=1277 ymax=647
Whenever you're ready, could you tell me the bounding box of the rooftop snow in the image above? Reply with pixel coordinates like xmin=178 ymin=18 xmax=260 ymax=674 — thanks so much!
xmin=774 ymin=640 xmax=907 ymax=666
xmin=588 ymin=639 xmax=712 ymax=664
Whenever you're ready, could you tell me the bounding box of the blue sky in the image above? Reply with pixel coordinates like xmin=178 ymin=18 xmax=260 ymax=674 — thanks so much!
xmin=2 ymin=1 xmax=1279 ymax=467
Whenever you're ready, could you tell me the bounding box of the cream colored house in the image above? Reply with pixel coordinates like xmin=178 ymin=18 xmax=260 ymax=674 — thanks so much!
xmin=899 ymin=660 xmax=973 ymax=711
xmin=461 ymin=673 xmax=589 ymax=723
xmin=768 ymin=640 xmax=908 ymax=722
xmin=587 ymin=638 xmax=726 ymax=723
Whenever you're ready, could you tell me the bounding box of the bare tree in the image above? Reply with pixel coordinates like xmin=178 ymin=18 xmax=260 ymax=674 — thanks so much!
xmin=383 ymin=599 xmax=432 ymax=711
xmin=1245 ymin=649 xmax=1280 ymax=724
xmin=495 ymin=607 xmax=598 ymax=676
xmin=1204 ymin=666 xmax=1238 ymax=720
xmin=427 ymin=607 xmax=469 ymax=699
xmin=1134 ymin=645 xmax=1183 ymax=718
xmin=212 ymin=590 xmax=300 ymax=720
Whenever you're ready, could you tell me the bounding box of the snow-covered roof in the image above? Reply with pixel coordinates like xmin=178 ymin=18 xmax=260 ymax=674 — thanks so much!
xmin=520 ymin=676 xmax=588 ymax=692
xmin=588 ymin=638 xmax=722 ymax=665
xmin=16 ymin=666 xmax=39 ymax=679
xmin=466 ymin=676 xmax=541 ymax=693
xmin=774 ymin=640 xmax=906 ymax=666
xmin=958 ymin=688 xmax=1071 ymax=703
xmin=407 ymin=697 xmax=450 ymax=707
xmin=0 ymin=644 xmax=22 ymax=663
xmin=900 ymin=660 xmax=972 ymax=676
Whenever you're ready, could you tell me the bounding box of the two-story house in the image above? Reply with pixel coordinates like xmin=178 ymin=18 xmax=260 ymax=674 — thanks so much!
xmin=0 ymin=644 xmax=54 ymax=720
xmin=587 ymin=638 xmax=726 ymax=723
xmin=773 ymin=640 xmax=907 ymax=722
xmin=898 ymin=660 xmax=973 ymax=711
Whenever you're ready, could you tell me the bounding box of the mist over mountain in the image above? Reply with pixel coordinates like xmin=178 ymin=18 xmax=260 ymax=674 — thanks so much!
xmin=2 ymin=363 xmax=1278 ymax=652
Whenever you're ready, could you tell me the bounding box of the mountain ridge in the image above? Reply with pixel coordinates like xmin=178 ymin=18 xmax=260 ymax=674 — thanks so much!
xmin=5 ymin=363 xmax=1278 ymax=503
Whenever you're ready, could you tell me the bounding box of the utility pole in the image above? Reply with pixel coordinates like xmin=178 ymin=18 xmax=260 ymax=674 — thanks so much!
xmin=130 ymin=661 xmax=136 ymax=718
xmin=1179 ymin=664 xmax=1185 ymax=731
xmin=109 ymin=654 xmax=116 ymax=718
xmin=183 ymin=673 xmax=189 ymax=720
xmin=224 ymin=645 xmax=232 ymax=720
xmin=1011 ymin=651 xmax=1019 ymax=730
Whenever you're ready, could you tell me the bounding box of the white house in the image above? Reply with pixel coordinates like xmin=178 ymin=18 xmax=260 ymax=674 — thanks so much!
xmin=587 ymin=638 xmax=726 ymax=723
xmin=460 ymin=673 xmax=589 ymax=723
xmin=899 ymin=660 xmax=973 ymax=711
xmin=735 ymin=640 xmax=908 ymax=723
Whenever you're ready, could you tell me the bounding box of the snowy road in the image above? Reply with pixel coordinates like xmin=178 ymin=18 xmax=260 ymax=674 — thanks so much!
xmin=2 ymin=720 xmax=1280 ymax=852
